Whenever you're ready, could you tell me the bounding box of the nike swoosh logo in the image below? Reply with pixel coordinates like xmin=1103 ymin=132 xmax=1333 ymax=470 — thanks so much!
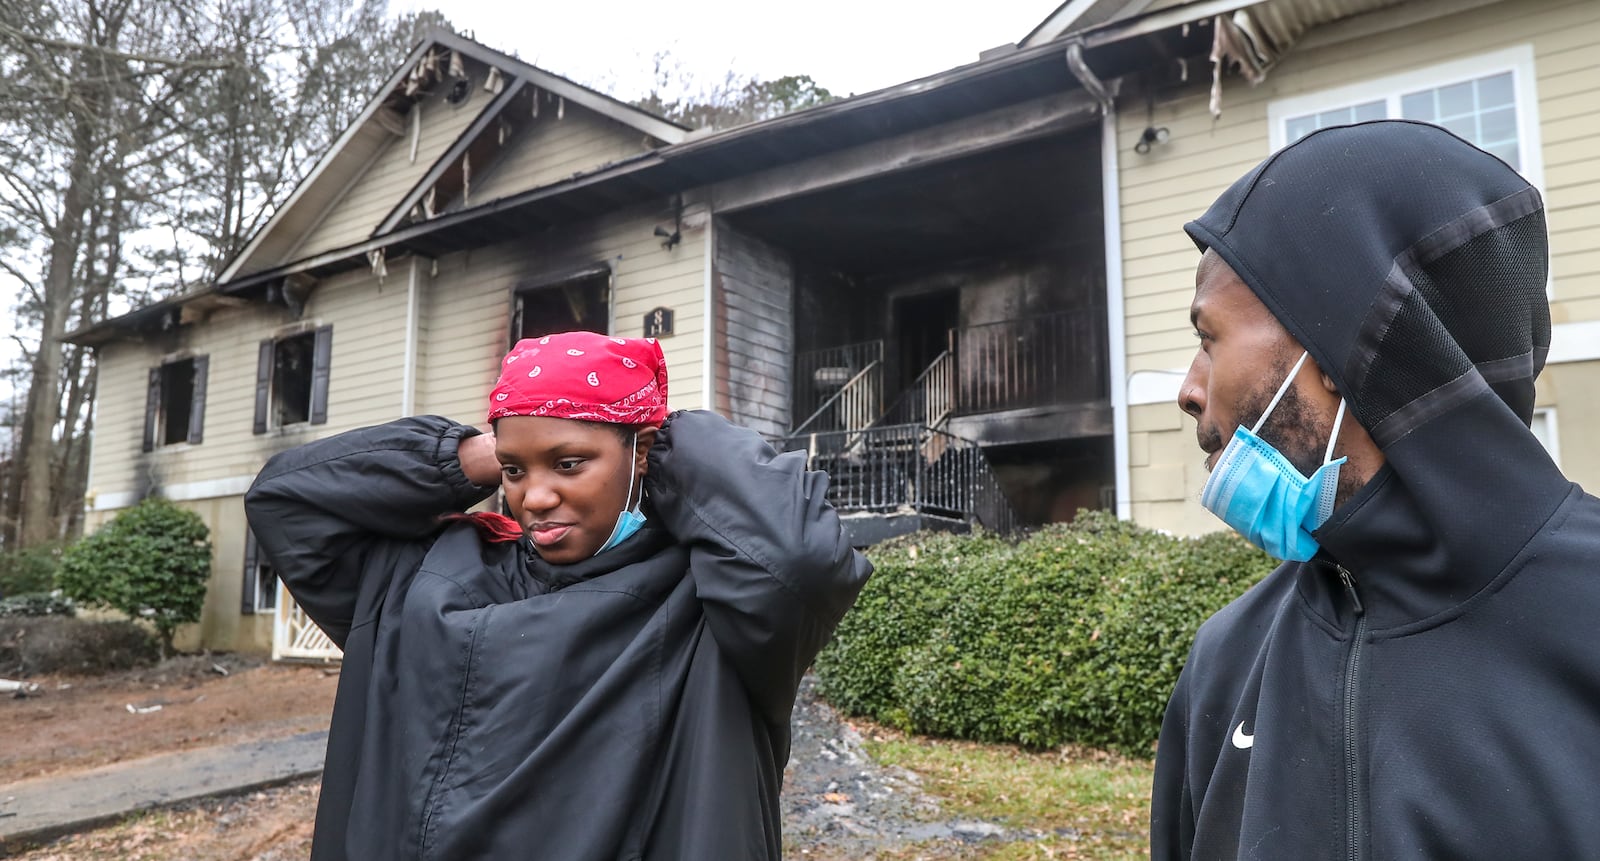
xmin=1232 ymin=720 xmax=1254 ymax=750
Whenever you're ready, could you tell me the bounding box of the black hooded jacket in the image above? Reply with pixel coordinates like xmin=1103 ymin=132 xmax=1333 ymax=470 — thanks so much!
xmin=244 ymin=409 xmax=872 ymax=860
xmin=1151 ymin=121 xmax=1600 ymax=859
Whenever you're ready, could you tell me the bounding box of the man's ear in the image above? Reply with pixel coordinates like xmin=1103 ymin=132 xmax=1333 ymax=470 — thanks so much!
xmin=633 ymin=425 xmax=659 ymax=474
xmin=1319 ymin=370 xmax=1341 ymax=395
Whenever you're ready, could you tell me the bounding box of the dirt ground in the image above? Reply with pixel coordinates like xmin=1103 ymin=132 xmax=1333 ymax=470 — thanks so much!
xmin=0 ymin=654 xmax=337 ymax=782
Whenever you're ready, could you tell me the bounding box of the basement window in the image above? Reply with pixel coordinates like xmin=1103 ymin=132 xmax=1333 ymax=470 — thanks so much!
xmin=142 ymin=355 xmax=208 ymax=451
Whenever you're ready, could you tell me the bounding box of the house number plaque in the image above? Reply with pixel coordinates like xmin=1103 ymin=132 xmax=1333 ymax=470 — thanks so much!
xmin=643 ymin=306 xmax=675 ymax=338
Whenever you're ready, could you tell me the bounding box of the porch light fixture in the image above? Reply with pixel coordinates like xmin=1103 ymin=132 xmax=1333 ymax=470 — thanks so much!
xmin=1134 ymin=125 xmax=1170 ymax=154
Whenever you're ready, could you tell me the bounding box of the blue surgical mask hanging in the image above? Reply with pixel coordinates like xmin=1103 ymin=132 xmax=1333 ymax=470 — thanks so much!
xmin=1200 ymin=351 xmax=1347 ymax=562
xmin=594 ymin=431 xmax=647 ymax=557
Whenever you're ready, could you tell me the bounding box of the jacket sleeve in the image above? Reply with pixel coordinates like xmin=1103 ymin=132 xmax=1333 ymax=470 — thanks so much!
xmin=643 ymin=410 xmax=873 ymax=726
xmin=1150 ymin=660 xmax=1196 ymax=859
xmin=243 ymin=415 xmax=498 ymax=647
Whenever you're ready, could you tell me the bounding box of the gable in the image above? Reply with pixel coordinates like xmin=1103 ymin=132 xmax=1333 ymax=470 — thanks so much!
xmin=220 ymin=31 xmax=688 ymax=283
xmin=284 ymin=55 xmax=502 ymax=265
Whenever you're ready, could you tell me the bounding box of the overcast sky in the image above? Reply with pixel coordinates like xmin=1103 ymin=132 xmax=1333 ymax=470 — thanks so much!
xmin=391 ymin=0 xmax=1057 ymax=100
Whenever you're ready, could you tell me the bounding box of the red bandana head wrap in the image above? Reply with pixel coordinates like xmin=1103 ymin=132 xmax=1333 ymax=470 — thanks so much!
xmin=487 ymin=331 xmax=669 ymax=425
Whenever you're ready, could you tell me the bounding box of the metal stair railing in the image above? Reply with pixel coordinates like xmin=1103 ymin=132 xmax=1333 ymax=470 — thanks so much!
xmin=788 ymin=359 xmax=883 ymax=442
xmin=880 ymin=349 xmax=955 ymax=429
xmin=777 ymin=423 xmax=1019 ymax=534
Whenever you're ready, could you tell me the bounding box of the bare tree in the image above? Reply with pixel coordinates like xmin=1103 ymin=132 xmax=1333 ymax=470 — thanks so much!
xmin=0 ymin=0 xmax=449 ymax=548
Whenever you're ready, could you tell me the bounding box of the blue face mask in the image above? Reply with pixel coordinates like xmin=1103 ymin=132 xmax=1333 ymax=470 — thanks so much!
xmin=1199 ymin=351 xmax=1347 ymax=562
xmin=594 ymin=432 xmax=647 ymax=557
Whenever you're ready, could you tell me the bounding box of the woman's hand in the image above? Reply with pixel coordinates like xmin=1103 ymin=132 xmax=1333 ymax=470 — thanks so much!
xmin=459 ymin=428 xmax=502 ymax=487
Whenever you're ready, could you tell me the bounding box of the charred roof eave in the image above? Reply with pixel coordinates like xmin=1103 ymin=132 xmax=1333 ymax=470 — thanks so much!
xmin=71 ymin=24 xmax=1207 ymax=348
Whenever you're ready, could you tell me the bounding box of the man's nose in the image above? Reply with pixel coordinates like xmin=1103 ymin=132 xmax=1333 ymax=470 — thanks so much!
xmin=1179 ymin=359 xmax=1206 ymax=419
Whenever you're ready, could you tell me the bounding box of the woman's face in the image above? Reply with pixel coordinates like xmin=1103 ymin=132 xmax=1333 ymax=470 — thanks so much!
xmin=494 ymin=417 xmax=652 ymax=564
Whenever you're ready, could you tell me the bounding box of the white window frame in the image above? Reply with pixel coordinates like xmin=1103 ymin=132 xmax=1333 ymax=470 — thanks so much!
xmin=1530 ymin=407 xmax=1560 ymax=467
xmin=1267 ymin=45 xmax=1544 ymax=192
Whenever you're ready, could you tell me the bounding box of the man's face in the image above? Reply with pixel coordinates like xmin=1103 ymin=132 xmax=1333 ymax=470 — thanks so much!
xmin=495 ymin=416 xmax=644 ymax=565
xmin=1180 ymin=251 xmax=1329 ymax=478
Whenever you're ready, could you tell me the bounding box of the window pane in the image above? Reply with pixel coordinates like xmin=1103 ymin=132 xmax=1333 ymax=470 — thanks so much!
xmin=1480 ymin=106 xmax=1518 ymax=146
xmin=1437 ymin=81 xmax=1476 ymax=118
xmin=273 ymin=333 xmax=315 ymax=426
xmin=1442 ymin=114 xmax=1476 ymax=140
xmin=1286 ymin=116 xmax=1316 ymax=143
xmin=1401 ymin=91 xmax=1434 ymax=121
xmin=1285 ymin=99 xmax=1386 ymax=144
xmin=1353 ymin=101 xmax=1387 ymax=122
xmin=1478 ymin=72 xmax=1515 ymax=109
xmin=1487 ymin=141 xmax=1520 ymax=168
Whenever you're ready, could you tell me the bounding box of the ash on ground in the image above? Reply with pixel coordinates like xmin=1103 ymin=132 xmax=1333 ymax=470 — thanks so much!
xmin=782 ymin=675 xmax=1026 ymax=857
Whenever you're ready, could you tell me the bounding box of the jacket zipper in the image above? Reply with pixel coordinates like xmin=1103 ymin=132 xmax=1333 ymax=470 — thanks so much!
xmin=1338 ymin=564 xmax=1366 ymax=861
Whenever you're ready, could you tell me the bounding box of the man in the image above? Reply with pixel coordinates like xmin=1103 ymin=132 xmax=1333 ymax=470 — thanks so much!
xmin=246 ymin=331 xmax=871 ymax=860
xmin=1151 ymin=120 xmax=1600 ymax=859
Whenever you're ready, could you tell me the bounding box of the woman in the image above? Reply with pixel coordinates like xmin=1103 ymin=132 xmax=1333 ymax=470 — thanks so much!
xmin=245 ymin=331 xmax=872 ymax=860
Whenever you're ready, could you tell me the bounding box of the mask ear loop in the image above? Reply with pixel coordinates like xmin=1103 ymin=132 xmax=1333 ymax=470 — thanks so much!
xmin=1251 ymin=350 xmax=1312 ymax=435
xmin=623 ymin=431 xmax=642 ymax=513
xmin=1323 ymin=399 xmax=1347 ymax=465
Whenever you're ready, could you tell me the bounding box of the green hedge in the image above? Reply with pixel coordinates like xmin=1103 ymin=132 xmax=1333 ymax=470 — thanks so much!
xmin=814 ymin=511 xmax=1275 ymax=755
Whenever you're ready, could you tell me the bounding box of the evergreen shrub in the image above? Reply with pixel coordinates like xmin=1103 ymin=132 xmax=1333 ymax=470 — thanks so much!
xmin=0 ymin=541 xmax=65 ymax=597
xmin=814 ymin=511 xmax=1274 ymax=755
xmin=56 ymin=496 xmax=213 ymax=656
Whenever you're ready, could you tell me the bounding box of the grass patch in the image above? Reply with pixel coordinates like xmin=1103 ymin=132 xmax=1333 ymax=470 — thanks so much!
xmin=860 ymin=724 xmax=1152 ymax=860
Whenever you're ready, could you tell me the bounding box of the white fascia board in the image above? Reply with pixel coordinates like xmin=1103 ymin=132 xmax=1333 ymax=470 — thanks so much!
xmin=91 ymin=475 xmax=257 ymax=512
xmin=216 ymin=36 xmax=438 ymax=284
xmin=1549 ymin=321 xmax=1600 ymax=365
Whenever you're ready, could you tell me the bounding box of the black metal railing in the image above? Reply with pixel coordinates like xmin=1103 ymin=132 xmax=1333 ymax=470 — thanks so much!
xmin=788 ymin=359 xmax=883 ymax=437
xmin=953 ymin=309 xmax=1106 ymax=415
xmin=792 ymin=340 xmax=884 ymax=426
xmin=880 ymin=349 xmax=954 ymax=428
xmin=778 ymin=423 xmax=1018 ymax=534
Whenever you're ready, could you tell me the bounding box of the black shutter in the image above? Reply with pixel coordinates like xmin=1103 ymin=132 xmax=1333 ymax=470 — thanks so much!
xmin=242 ymin=529 xmax=259 ymax=615
xmin=142 ymin=367 xmax=162 ymax=452
xmin=254 ymin=339 xmax=273 ymax=434
xmin=310 ymin=324 xmax=333 ymax=425
xmin=187 ymin=355 xmax=208 ymax=444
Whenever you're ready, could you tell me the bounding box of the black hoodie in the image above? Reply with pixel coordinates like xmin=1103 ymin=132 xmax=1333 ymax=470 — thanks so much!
xmin=1151 ymin=121 xmax=1600 ymax=859
xmin=245 ymin=409 xmax=871 ymax=860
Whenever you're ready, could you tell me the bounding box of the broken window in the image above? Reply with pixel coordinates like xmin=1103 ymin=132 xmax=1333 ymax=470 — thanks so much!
xmin=142 ymin=355 xmax=208 ymax=451
xmin=254 ymin=326 xmax=333 ymax=433
xmin=511 ymin=270 xmax=610 ymax=343
xmin=241 ymin=530 xmax=278 ymax=615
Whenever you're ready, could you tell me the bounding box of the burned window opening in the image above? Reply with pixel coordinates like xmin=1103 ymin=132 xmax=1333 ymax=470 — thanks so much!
xmin=512 ymin=271 xmax=610 ymax=344
xmin=158 ymin=358 xmax=196 ymax=447
xmin=273 ymin=332 xmax=315 ymax=427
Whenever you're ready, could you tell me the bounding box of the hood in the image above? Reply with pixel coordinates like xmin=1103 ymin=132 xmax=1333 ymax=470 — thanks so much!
xmin=1183 ymin=120 xmax=1570 ymax=624
xmin=1185 ymin=119 xmax=1549 ymax=444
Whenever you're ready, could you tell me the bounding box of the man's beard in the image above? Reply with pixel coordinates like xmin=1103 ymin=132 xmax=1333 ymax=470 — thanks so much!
xmin=1205 ymin=356 xmax=1325 ymax=479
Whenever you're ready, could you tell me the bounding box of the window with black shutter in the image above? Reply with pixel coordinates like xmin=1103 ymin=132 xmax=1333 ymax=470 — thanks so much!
xmin=253 ymin=326 xmax=332 ymax=433
xmin=241 ymin=530 xmax=278 ymax=615
xmin=142 ymin=355 xmax=208 ymax=451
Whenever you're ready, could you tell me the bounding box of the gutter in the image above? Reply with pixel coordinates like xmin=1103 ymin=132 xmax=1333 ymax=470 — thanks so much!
xmin=1065 ymin=41 xmax=1132 ymax=521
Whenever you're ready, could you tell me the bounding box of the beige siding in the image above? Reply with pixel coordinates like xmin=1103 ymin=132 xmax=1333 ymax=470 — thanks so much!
xmin=471 ymin=101 xmax=654 ymax=203
xmin=1536 ymin=359 xmax=1600 ymax=490
xmin=414 ymin=199 xmax=709 ymax=421
xmin=1118 ymin=0 xmax=1600 ymax=534
xmin=291 ymin=67 xmax=496 ymax=261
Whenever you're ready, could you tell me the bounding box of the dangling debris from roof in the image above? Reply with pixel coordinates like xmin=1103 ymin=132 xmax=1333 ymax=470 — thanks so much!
xmin=368 ymin=248 xmax=387 ymax=279
xmin=484 ymin=66 xmax=504 ymax=94
xmin=449 ymin=50 xmax=465 ymax=79
xmin=1206 ymin=0 xmax=1407 ymax=117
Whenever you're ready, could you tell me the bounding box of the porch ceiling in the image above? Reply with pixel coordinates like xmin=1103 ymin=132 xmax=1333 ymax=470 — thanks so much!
xmin=724 ymin=128 xmax=1102 ymax=278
